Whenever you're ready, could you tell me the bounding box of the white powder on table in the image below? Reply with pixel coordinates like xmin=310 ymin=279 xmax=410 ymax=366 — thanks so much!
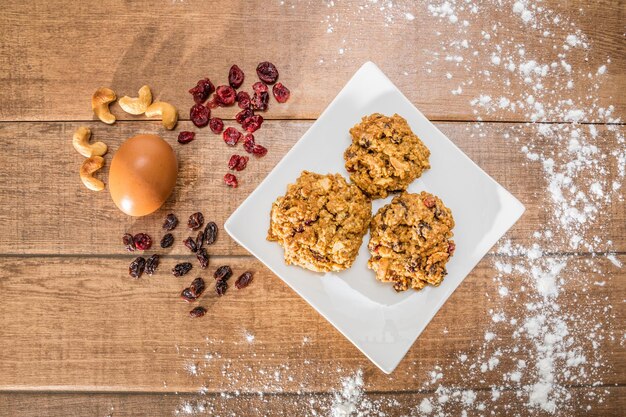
xmin=390 ymin=0 xmax=619 ymax=415
xmin=244 ymin=331 xmax=255 ymax=344
xmin=419 ymin=398 xmax=433 ymax=413
xmin=606 ymin=254 xmax=622 ymax=268
xmin=331 ymin=369 xmax=385 ymax=417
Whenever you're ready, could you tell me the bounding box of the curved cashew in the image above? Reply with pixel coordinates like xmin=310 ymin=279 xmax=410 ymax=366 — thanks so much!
xmin=80 ymin=156 xmax=105 ymax=191
xmin=92 ymin=87 xmax=116 ymax=124
xmin=145 ymin=101 xmax=178 ymax=130
xmin=119 ymin=85 xmax=153 ymax=115
xmin=72 ymin=126 xmax=108 ymax=157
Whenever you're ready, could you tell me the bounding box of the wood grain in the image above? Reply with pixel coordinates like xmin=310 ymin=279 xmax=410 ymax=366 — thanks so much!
xmin=0 ymin=121 xmax=623 ymax=256
xmin=0 ymin=255 xmax=623 ymax=393
xmin=0 ymin=1 xmax=624 ymax=414
xmin=2 ymin=386 xmax=625 ymax=417
xmin=0 ymin=0 xmax=623 ymax=122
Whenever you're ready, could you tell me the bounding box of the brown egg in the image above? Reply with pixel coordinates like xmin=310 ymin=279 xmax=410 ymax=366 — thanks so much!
xmin=109 ymin=134 xmax=178 ymax=217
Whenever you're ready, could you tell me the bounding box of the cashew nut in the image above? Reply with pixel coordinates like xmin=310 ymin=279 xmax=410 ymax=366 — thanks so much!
xmin=80 ymin=156 xmax=106 ymax=191
xmin=72 ymin=126 xmax=108 ymax=157
xmin=92 ymin=87 xmax=117 ymax=124
xmin=119 ymin=85 xmax=153 ymax=115
xmin=145 ymin=101 xmax=178 ymax=130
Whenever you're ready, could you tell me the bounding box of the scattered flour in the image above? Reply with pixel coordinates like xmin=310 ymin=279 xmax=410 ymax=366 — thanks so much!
xmin=606 ymin=254 xmax=622 ymax=268
xmin=244 ymin=331 xmax=255 ymax=344
xmin=331 ymin=370 xmax=364 ymax=417
xmin=184 ymin=362 xmax=199 ymax=376
xmin=419 ymin=398 xmax=433 ymax=414
xmin=396 ymin=0 xmax=620 ymax=415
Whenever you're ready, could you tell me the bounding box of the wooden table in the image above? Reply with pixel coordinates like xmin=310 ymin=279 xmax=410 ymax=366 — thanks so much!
xmin=0 ymin=1 xmax=624 ymax=415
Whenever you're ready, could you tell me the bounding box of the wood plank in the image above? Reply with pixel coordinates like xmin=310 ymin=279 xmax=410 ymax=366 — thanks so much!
xmin=0 ymin=121 xmax=623 ymax=255
xmin=0 ymin=255 xmax=623 ymax=393
xmin=0 ymin=0 xmax=623 ymax=122
xmin=1 ymin=386 xmax=624 ymax=417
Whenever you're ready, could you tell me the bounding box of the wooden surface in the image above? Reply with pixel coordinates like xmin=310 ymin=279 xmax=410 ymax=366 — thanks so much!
xmin=0 ymin=255 xmax=624 ymax=392
xmin=2 ymin=387 xmax=625 ymax=417
xmin=0 ymin=0 xmax=624 ymax=416
xmin=0 ymin=0 xmax=623 ymax=123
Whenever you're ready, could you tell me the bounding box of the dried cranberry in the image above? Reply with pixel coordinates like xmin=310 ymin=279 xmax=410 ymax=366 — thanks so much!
xmin=252 ymin=144 xmax=268 ymax=157
xmin=236 ymin=156 xmax=248 ymax=170
xmin=206 ymin=98 xmax=219 ymax=109
xmin=215 ymin=280 xmax=228 ymax=296
xmin=235 ymin=271 xmax=253 ymax=289
xmin=242 ymin=115 xmax=263 ymax=133
xmin=215 ymin=85 xmax=236 ymax=106
xmin=178 ymin=131 xmax=196 ymax=144
xmin=182 ymin=277 xmax=206 ymax=301
xmin=145 ymin=254 xmax=160 ymax=276
xmin=189 ymin=306 xmax=207 ymax=318
xmin=196 ymin=230 xmax=204 ymax=249
xmin=243 ymin=134 xmax=256 ymax=153
xmin=243 ymin=133 xmax=267 ymax=157
xmin=160 ymin=233 xmax=174 ymax=248
xmin=183 ymin=289 xmax=199 ymax=303
xmin=251 ymin=91 xmax=269 ymax=111
xmin=209 ymin=117 xmax=224 ymax=134
xmin=416 ymin=221 xmax=431 ymax=240
xmin=189 ymin=78 xmax=215 ymax=104
xmin=228 ymin=155 xmax=240 ymax=170
xmin=235 ymin=108 xmax=254 ymax=124
xmin=190 ymin=104 xmax=210 ymax=127
xmin=423 ymin=196 xmax=436 ymax=208
xmin=236 ymin=91 xmax=251 ymax=109
xmin=224 ymin=173 xmax=238 ymax=188
xmin=228 ymin=65 xmax=245 ymax=89
xmin=273 ymin=82 xmax=290 ymax=103
xmin=184 ymin=236 xmax=198 ymax=253
xmin=196 ymin=247 xmax=210 ymax=269
xmin=214 ymin=265 xmax=233 ymax=281
xmin=223 ymin=127 xmax=242 ymax=146
xmin=172 ymin=262 xmax=193 ymax=277
xmin=448 ymin=241 xmax=456 ymax=255
xmin=188 ymin=212 xmax=204 ymax=230
xmin=163 ymin=214 xmax=179 ymax=231
xmin=252 ymin=81 xmax=268 ymax=94
xmin=123 ymin=233 xmax=136 ymax=252
xmin=256 ymin=61 xmax=279 ymax=84
xmin=204 ymin=222 xmax=218 ymax=245
xmin=134 ymin=233 xmax=152 ymax=251
xmin=190 ymin=277 xmax=205 ymax=297
xmin=129 ymin=257 xmax=146 ymax=278
xmin=228 ymin=154 xmax=249 ymax=171
xmin=304 ymin=216 xmax=319 ymax=226
xmin=181 ymin=288 xmax=196 ymax=302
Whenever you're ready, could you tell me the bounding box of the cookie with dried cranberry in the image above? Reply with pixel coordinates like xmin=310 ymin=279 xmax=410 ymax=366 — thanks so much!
xmin=267 ymin=171 xmax=371 ymax=272
xmin=368 ymin=191 xmax=455 ymax=291
xmin=344 ymin=113 xmax=430 ymax=199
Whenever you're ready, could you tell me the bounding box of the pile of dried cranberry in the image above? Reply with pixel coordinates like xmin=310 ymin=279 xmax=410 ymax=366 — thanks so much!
xmin=180 ymin=61 xmax=290 ymax=188
xmin=122 ymin=212 xmax=253 ymax=318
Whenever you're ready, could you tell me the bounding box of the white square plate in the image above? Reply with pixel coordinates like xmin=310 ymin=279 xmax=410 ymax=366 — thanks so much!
xmin=225 ymin=62 xmax=524 ymax=373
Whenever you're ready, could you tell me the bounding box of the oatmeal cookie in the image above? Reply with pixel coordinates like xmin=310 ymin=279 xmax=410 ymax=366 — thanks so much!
xmin=344 ymin=113 xmax=430 ymax=199
xmin=368 ymin=192 xmax=455 ymax=291
xmin=268 ymin=171 xmax=371 ymax=272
